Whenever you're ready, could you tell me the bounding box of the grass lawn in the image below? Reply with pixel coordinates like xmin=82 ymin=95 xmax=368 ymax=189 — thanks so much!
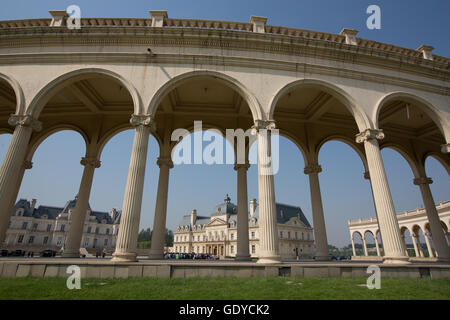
xmin=0 ymin=277 xmax=449 ymax=300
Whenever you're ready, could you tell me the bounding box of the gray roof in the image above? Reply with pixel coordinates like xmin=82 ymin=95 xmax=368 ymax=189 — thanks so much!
xmin=176 ymin=196 xmax=311 ymax=228
xmin=12 ymin=197 xmax=119 ymax=224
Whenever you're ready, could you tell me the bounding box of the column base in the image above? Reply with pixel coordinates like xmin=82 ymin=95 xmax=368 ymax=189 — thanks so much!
xmin=148 ymin=252 xmax=164 ymax=260
xmin=314 ymin=255 xmax=331 ymax=261
xmin=61 ymin=250 xmax=80 ymax=258
xmin=382 ymin=256 xmax=411 ymax=264
xmin=111 ymin=251 xmax=138 ymax=262
xmin=235 ymin=255 xmax=251 ymax=261
xmin=256 ymin=255 xmax=281 ymax=264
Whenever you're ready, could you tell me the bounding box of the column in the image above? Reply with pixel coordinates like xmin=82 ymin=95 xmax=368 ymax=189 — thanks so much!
xmin=424 ymin=231 xmax=434 ymax=258
xmin=413 ymin=177 xmax=450 ymax=261
xmin=351 ymin=235 xmax=356 ymax=256
xmin=411 ymin=233 xmax=420 ymax=257
xmin=7 ymin=160 xmax=32 ymax=221
xmin=356 ymin=129 xmax=409 ymax=263
xmin=63 ymin=156 xmax=100 ymax=257
xmin=112 ymin=115 xmax=152 ymax=262
xmin=253 ymin=120 xmax=280 ymax=263
xmin=417 ymin=236 xmax=424 ymax=257
xmin=362 ymin=235 xmax=368 ymax=256
xmin=401 ymin=233 xmax=408 ymax=256
xmin=234 ymin=163 xmax=251 ymax=261
xmin=148 ymin=156 xmax=173 ymax=259
xmin=304 ymin=163 xmax=330 ymax=261
xmin=0 ymin=115 xmax=41 ymax=244
xmin=374 ymin=234 xmax=381 ymax=256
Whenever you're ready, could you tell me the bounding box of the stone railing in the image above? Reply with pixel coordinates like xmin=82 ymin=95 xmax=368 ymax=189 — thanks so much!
xmin=0 ymin=14 xmax=449 ymax=66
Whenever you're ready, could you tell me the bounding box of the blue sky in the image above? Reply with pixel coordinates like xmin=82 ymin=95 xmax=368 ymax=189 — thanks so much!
xmin=1 ymin=0 xmax=449 ymax=247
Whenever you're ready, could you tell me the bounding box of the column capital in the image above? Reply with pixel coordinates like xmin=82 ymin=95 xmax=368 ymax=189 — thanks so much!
xmin=251 ymin=119 xmax=276 ymax=132
xmin=23 ymin=160 xmax=33 ymax=170
xmin=413 ymin=177 xmax=433 ymax=186
xmin=8 ymin=115 xmax=42 ymax=132
xmin=130 ymin=114 xmax=155 ymax=129
xmin=441 ymin=143 xmax=450 ymax=154
xmin=156 ymin=156 xmax=174 ymax=169
xmin=355 ymin=129 xmax=384 ymax=144
xmin=80 ymin=157 xmax=101 ymax=168
xmin=234 ymin=163 xmax=250 ymax=171
xmin=304 ymin=163 xmax=322 ymax=175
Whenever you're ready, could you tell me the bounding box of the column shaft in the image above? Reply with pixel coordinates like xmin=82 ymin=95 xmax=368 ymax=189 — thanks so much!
xmin=305 ymin=164 xmax=330 ymax=261
xmin=424 ymin=232 xmax=434 ymax=258
xmin=148 ymin=157 xmax=173 ymax=259
xmin=235 ymin=164 xmax=250 ymax=261
xmin=255 ymin=124 xmax=280 ymax=263
xmin=374 ymin=235 xmax=381 ymax=256
xmin=411 ymin=234 xmax=419 ymax=257
xmin=112 ymin=120 xmax=150 ymax=262
xmin=0 ymin=123 xmax=35 ymax=243
xmin=357 ymin=130 xmax=409 ymax=263
xmin=351 ymin=236 xmax=356 ymax=256
xmin=415 ymin=178 xmax=450 ymax=260
xmin=63 ymin=157 xmax=99 ymax=257
xmin=362 ymin=236 xmax=368 ymax=256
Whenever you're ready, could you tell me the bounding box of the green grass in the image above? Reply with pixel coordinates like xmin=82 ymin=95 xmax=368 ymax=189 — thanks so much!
xmin=0 ymin=277 xmax=449 ymax=300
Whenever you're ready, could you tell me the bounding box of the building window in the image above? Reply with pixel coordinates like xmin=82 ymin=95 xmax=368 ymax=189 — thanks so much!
xmin=183 ymin=246 xmax=186 ymax=252
xmin=32 ymin=223 xmax=38 ymax=231
xmin=21 ymin=222 xmax=28 ymax=230
xmin=87 ymin=226 xmax=92 ymax=233
xmin=295 ymin=232 xmax=298 ymax=239
xmin=280 ymin=231 xmax=283 ymax=238
xmin=106 ymin=228 xmax=110 ymax=235
xmin=57 ymin=237 xmax=63 ymax=246
xmin=307 ymin=233 xmax=310 ymax=240
xmin=43 ymin=236 xmax=49 ymax=245
xmin=47 ymin=224 xmax=52 ymax=232
xmin=197 ymin=235 xmax=200 ymax=241
xmin=28 ymin=236 xmax=34 ymax=244
xmin=288 ymin=231 xmax=291 ymax=239
xmin=231 ymin=246 xmax=234 ymax=253
xmin=251 ymin=245 xmax=256 ymax=254
xmin=251 ymin=231 xmax=255 ymax=239
xmin=84 ymin=238 xmax=89 ymax=246
xmin=230 ymin=233 xmax=234 ymax=240
xmin=95 ymin=227 xmax=99 ymax=234
xmin=17 ymin=235 xmax=24 ymax=243
xmin=302 ymin=233 xmax=304 ymax=240
xmin=60 ymin=224 xmax=65 ymax=232
xmin=104 ymin=239 xmax=108 ymax=246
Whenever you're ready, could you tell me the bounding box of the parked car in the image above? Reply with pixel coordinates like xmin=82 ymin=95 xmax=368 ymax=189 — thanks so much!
xmin=0 ymin=249 xmax=8 ymax=257
xmin=40 ymin=249 xmax=57 ymax=257
xmin=9 ymin=249 xmax=25 ymax=257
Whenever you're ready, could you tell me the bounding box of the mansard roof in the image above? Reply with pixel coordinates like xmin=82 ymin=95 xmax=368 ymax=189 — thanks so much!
xmin=12 ymin=197 xmax=119 ymax=224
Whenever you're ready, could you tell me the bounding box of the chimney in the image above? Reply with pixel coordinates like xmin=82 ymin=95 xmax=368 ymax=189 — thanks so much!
xmin=30 ymin=198 xmax=37 ymax=212
xmin=191 ymin=209 xmax=197 ymax=226
xmin=249 ymin=199 xmax=257 ymax=217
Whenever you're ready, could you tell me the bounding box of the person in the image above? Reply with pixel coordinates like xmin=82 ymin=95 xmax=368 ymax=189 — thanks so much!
xmin=31 ymin=251 xmax=34 ymax=258
xmin=102 ymin=249 xmax=106 ymax=258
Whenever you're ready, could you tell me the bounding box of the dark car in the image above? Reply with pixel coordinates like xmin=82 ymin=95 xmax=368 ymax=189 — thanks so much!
xmin=9 ymin=249 xmax=25 ymax=256
xmin=40 ymin=249 xmax=57 ymax=257
xmin=0 ymin=249 xmax=8 ymax=257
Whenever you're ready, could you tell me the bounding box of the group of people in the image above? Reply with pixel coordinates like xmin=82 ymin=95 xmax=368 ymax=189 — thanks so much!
xmin=164 ymin=252 xmax=218 ymax=260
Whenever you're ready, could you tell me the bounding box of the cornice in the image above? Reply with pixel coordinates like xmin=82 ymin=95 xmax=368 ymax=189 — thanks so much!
xmin=0 ymin=23 xmax=449 ymax=77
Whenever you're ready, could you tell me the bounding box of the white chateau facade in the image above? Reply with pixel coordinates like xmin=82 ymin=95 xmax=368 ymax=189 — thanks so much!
xmin=171 ymin=196 xmax=315 ymax=259
xmin=4 ymin=197 xmax=120 ymax=251
xmin=0 ymin=10 xmax=449 ymax=263
xmin=348 ymin=200 xmax=450 ymax=259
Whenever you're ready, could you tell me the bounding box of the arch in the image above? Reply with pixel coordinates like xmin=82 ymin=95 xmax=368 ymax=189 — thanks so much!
xmin=316 ymin=135 xmax=368 ymax=172
xmin=424 ymin=152 xmax=450 ymax=176
xmin=374 ymin=91 xmax=449 ymax=142
xmin=0 ymin=72 xmax=25 ymax=115
xmin=26 ymin=68 xmax=141 ymax=118
xmin=147 ymin=70 xmax=263 ymax=121
xmin=96 ymin=124 xmax=162 ymax=161
xmin=25 ymin=125 xmax=89 ymax=162
xmin=351 ymin=230 xmax=363 ymax=239
xmin=380 ymin=143 xmax=421 ymax=178
xmin=268 ymin=78 xmax=371 ymax=131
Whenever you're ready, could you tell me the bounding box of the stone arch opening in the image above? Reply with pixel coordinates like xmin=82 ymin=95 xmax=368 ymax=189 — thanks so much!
xmin=0 ymin=75 xmax=20 ymax=131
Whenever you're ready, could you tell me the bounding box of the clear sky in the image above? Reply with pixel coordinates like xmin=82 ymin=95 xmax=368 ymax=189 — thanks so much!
xmin=1 ymin=0 xmax=449 ymax=247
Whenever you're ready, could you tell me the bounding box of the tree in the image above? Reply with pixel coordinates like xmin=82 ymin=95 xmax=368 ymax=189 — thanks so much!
xmin=138 ymin=228 xmax=152 ymax=242
xmin=165 ymin=229 xmax=174 ymax=247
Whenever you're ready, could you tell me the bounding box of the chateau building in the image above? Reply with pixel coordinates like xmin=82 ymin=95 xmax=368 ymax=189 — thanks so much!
xmin=4 ymin=196 xmax=121 ymax=252
xmin=171 ymin=196 xmax=315 ymax=259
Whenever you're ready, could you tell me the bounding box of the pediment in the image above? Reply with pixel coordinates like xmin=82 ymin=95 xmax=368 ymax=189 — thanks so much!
xmin=206 ymin=217 xmax=227 ymax=226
